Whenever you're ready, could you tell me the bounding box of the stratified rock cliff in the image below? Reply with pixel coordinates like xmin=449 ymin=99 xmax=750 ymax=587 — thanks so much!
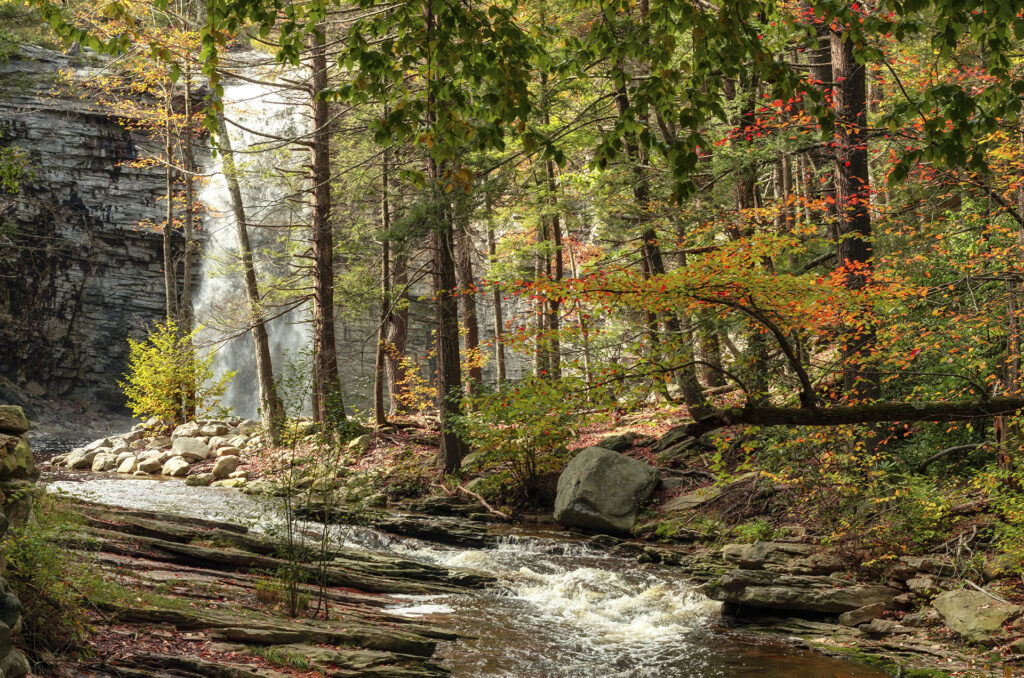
xmin=0 ymin=46 xmax=188 ymax=411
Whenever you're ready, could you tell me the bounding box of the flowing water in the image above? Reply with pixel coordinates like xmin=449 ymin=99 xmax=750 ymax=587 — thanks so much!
xmin=36 ymin=440 xmax=888 ymax=678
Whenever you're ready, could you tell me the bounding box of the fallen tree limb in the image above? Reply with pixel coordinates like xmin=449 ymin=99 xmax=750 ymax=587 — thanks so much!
xmin=682 ymin=397 xmax=1024 ymax=437
xmin=917 ymin=442 xmax=993 ymax=472
xmin=455 ymin=485 xmax=512 ymax=521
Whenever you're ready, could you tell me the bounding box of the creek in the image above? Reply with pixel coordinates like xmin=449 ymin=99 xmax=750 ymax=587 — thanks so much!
xmin=36 ymin=438 xmax=887 ymax=678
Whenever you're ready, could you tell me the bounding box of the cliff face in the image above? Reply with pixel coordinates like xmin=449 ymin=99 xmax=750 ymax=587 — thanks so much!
xmin=0 ymin=46 xmax=185 ymax=412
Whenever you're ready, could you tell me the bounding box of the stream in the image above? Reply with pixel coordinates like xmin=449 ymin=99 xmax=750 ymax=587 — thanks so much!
xmin=35 ymin=438 xmax=887 ymax=678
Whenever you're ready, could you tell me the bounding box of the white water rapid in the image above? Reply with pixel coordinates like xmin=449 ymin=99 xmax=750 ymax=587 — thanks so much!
xmin=194 ymin=76 xmax=312 ymax=419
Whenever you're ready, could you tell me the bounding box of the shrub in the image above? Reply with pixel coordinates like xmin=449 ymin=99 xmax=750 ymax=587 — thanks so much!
xmin=455 ymin=376 xmax=585 ymax=504
xmin=119 ymin=320 xmax=233 ymax=425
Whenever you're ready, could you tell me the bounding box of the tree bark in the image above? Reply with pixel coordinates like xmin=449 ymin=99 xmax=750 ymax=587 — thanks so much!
xmin=216 ymin=111 xmax=284 ymax=444
xmin=831 ymin=23 xmax=879 ymax=401
xmin=373 ymin=148 xmax=391 ymax=427
xmin=385 ymin=253 xmax=410 ymax=416
xmin=456 ymin=221 xmax=482 ymax=397
xmin=309 ymin=28 xmax=346 ymax=424
xmin=163 ymin=88 xmax=177 ymax=324
xmin=485 ymin=213 xmax=506 ymax=388
xmin=425 ymin=3 xmax=466 ymax=473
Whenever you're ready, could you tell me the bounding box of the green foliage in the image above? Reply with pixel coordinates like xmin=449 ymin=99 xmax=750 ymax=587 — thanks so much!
xmin=456 ymin=376 xmax=584 ymax=502
xmin=5 ymin=494 xmax=98 ymax=658
xmin=248 ymin=645 xmax=311 ymax=670
xmin=119 ymin=320 xmax=233 ymax=425
xmin=731 ymin=518 xmax=777 ymax=543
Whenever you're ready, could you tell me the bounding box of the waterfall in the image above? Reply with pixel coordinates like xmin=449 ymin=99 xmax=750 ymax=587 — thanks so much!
xmin=194 ymin=76 xmax=311 ymax=419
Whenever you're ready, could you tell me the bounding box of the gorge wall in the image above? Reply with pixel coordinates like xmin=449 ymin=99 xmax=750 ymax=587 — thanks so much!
xmin=0 ymin=46 xmax=185 ymax=413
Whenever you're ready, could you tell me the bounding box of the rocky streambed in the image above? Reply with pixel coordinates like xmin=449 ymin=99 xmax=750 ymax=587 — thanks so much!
xmin=31 ymin=426 xmax=1023 ymax=677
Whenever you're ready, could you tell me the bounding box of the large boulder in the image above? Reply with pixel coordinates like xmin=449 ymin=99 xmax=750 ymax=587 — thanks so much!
xmin=212 ymin=455 xmax=239 ymax=480
xmin=65 ymin=448 xmax=100 ymax=470
xmin=933 ymin=589 xmax=1022 ymax=645
xmin=553 ymin=446 xmax=658 ymax=534
xmin=137 ymin=456 xmax=163 ymax=474
xmin=0 ymin=407 xmax=28 ymax=436
xmin=171 ymin=421 xmax=200 ymax=439
xmin=199 ymin=423 xmax=230 ymax=437
xmin=115 ymin=456 xmax=138 ymax=474
xmin=0 ymin=435 xmax=36 ymax=480
xmin=91 ymin=453 xmax=118 ymax=472
xmin=161 ymin=456 xmax=191 ymax=477
xmin=171 ymin=437 xmax=211 ymax=462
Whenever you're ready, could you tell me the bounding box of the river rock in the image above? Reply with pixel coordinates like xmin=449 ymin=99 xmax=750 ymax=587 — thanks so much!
xmin=123 ymin=429 xmax=146 ymax=444
xmin=838 ymin=602 xmax=888 ymax=626
xmin=171 ymin=422 xmax=200 ymax=438
xmin=348 ymin=434 xmax=372 ymax=452
xmin=185 ymin=473 xmax=213 ymax=487
xmin=65 ymin=448 xmax=100 ymax=470
xmin=215 ymin=446 xmax=239 ymax=458
xmin=137 ymin=456 xmax=163 ymax=474
xmin=116 ymin=456 xmax=137 ymax=474
xmin=147 ymin=436 xmax=172 ymax=450
xmin=91 ymin=452 xmax=118 ymax=472
xmin=213 ymin=478 xmax=246 ymax=488
xmin=84 ymin=437 xmax=112 ymax=452
xmin=108 ymin=438 xmax=130 ymax=455
xmin=237 ymin=419 xmax=259 ymax=434
xmin=722 ymin=542 xmax=815 ymax=569
xmin=553 ymin=446 xmax=658 ymax=534
xmin=171 ymin=437 xmax=210 ymax=462
xmin=933 ymin=589 xmax=1022 ymax=645
xmin=212 ymin=455 xmax=238 ymax=480
xmin=0 ymin=407 xmax=28 ymax=435
xmin=0 ymin=648 xmax=28 ymax=678
xmin=702 ymin=569 xmax=900 ymax=615
xmin=115 ymin=450 xmax=135 ymax=465
xmin=199 ymin=423 xmax=230 ymax=437
xmin=0 ymin=435 xmax=35 ymax=480
xmin=161 ymin=456 xmax=191 ymax=477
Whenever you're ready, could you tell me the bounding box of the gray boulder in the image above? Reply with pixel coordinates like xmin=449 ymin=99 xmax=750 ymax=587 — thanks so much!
xmin=65 ymin=448 xmax=100 ymax=470
xmin=199 ymin=423 xmax=230 ymax=437
xmin=933 ymin=589 xmax=1022 ymax=645
xmin=137 ymin=456 xmax=163 ymax=474
xmin=553 ymin=446 xmax=658 ymax=534
xmin=0 ymin=407 xmax=29 ymax=435
xmin=171 ymin=421 xmax=200 ymax=438
xmin=185 ymin=473 xmax=213 ymax=487
xmin=115 ymin=456 xmax=137 ymax=474
xmin=147 ymin=436 xmax=172 ymax=450
xmin=212 ymin=455 xmax=239 ymax=480
xmin=171 ymin=437 xmax=211 ymax=462
xmin=161 ymin=456 xmax=191 ymax=477
xmin=91 ymin=453 xmax=118 ymax=472
xmin=84 ymin=437 xmax=111 ymax=452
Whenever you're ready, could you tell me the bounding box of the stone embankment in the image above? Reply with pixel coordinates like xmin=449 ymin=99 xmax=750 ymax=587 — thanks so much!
xmin=48 ymin=417 xmax=257 ymax=487
xmin=0 ymin=405 xmax=40 ymax=678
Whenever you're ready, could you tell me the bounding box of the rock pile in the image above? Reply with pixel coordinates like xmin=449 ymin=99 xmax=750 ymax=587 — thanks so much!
xmin=47 ymin=417 xmax=259 ymax=487
xmin=0 ymin=405 xmax=38 ymax=678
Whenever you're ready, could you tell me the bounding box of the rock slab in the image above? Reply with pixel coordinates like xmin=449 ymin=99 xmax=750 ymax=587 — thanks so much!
xmin=933 ymin=589 xmax=1022 ymax=645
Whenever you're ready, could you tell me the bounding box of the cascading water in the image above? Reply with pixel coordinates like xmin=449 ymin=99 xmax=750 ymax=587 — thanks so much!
xmin=194 ymin=75 xmax=312 ymax=419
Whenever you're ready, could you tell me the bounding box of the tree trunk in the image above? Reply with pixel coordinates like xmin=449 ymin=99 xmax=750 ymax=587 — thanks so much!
xmin=309 ymin=28 xmax=346 ymax=424
xmin=425 ymin=3 xmax=465 ymax=473
xmin=163 ymin=89 xmax=177 ymax=324
xmin=456 ymin=221 xmax=482 ymax=397
xmin=485 ymin=215 xmax=506 ymax=388
xmin=545 ymin=158 xmax=563 ymax=379
xmin=216 ymin=111 xmax=284 ymax=444
xmin=180 ymin=64 xmax=198 ymax=420
xmin=385 ymin=253 xmax=410 ymax=415
xmin=831 ymin=23 xmax=879 ymax=401
xmin=373 ymin=148 xmax=391 ymax=427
